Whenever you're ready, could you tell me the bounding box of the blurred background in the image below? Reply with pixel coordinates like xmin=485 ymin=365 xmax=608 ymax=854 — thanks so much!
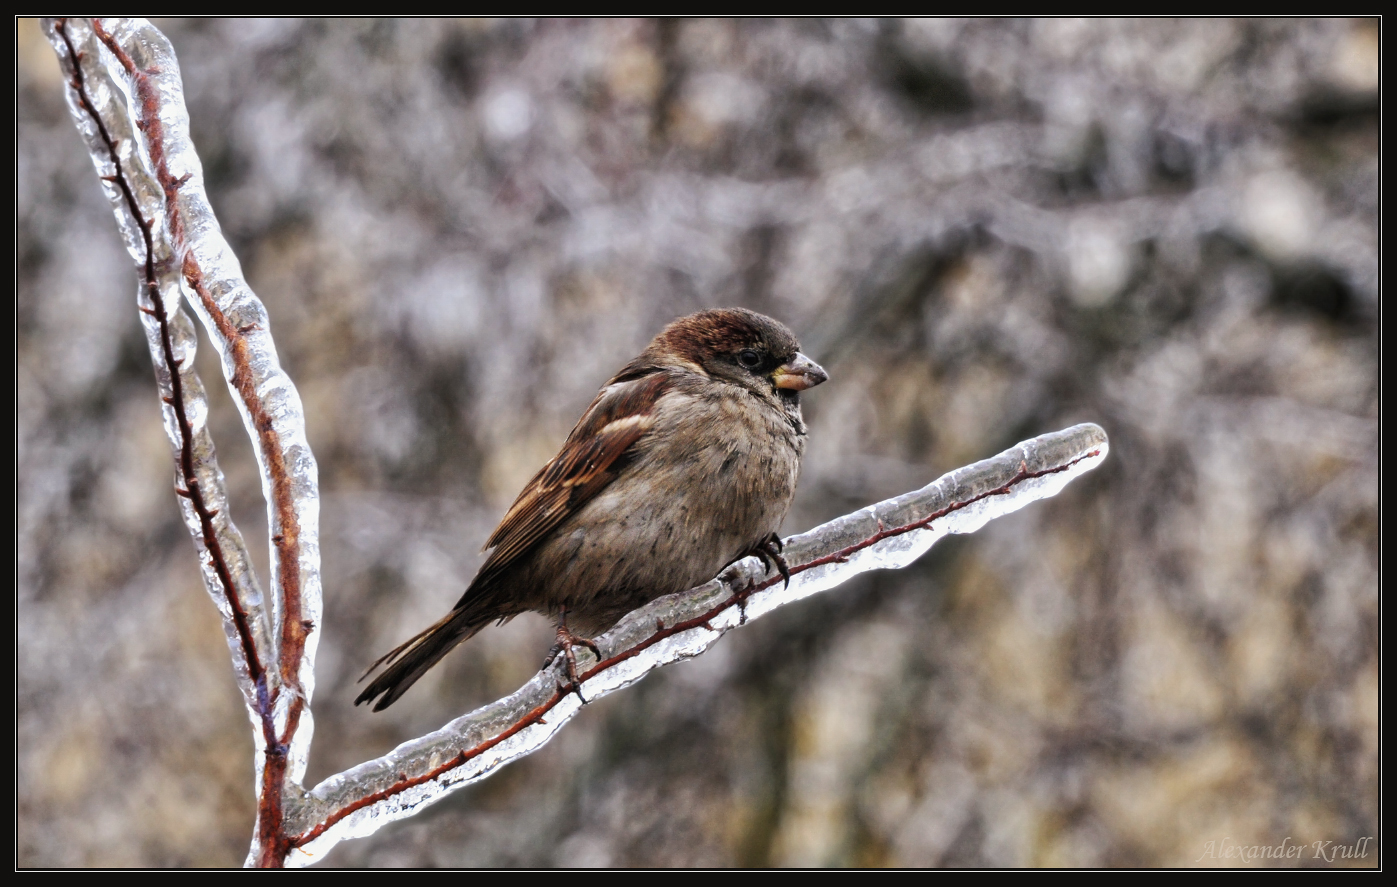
xmin=18 ymin=19 xmax=1378 ymax=867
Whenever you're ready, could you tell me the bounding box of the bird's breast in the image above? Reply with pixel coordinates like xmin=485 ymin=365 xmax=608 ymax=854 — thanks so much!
xmin=518 ymin=386 xmax=805 ymax=634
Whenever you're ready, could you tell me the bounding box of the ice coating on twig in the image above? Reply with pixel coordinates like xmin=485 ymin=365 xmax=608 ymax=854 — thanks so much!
xmin=286 ymin=423 xmax=1107 ymax=866
xmin=43 ymin=16 xmax=278 ymax=732
xmin=43 ymin=17 xmax=323 ymax=862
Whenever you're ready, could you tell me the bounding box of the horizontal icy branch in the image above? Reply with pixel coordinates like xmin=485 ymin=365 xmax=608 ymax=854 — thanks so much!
xmin=285 ymin=422 xmax=1108 ymax=866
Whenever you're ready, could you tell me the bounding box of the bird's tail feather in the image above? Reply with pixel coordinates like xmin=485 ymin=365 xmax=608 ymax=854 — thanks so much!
xmin=355 ymin=609 xmax=489 ymax=711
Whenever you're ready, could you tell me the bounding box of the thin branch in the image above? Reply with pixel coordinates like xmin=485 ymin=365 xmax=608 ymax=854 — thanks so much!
xmin=46 ymin=14 xmax=275 ymax=746
xmin=48 ymin=20 xmax=269 ymax=694
xmin=43 ymin=17 xmax=322 ymax=868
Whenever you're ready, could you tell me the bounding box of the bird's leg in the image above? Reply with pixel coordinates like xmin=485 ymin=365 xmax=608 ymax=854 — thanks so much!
xmin=545 ymin=607 xmax=601 ymax=700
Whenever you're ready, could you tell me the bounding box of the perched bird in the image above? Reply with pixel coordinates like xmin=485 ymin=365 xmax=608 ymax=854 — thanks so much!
xmin=356 ymin=308 xmax=828 ymax=710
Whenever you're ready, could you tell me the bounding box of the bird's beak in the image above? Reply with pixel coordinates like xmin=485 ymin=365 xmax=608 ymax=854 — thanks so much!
xmin=772 ymin=352 xmax=828 ymax=390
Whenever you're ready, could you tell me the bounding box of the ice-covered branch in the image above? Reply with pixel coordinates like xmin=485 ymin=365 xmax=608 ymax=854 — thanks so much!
xmin=46 ymin=16 xmax=1108 ymax=869
xmin=284 ymin=422 xmax=1107 ymax=866
xmin=43 ymin=17 xmax=321 ymax=867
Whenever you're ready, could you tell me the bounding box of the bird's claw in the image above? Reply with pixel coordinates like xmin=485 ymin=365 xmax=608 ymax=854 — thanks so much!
xmin=750 ymin=532 xmax=791 ymax=589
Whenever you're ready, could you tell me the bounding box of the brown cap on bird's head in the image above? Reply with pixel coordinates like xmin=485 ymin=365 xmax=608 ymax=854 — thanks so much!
xmin=645 ymin=308 xmax=828 ymax=393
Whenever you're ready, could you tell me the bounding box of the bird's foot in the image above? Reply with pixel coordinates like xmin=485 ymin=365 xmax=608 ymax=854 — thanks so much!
xmin=748 ymin=532 xmax=791 ymax=589
xmin=545 ymin=611 xmax=601 ymax=702
xmin=723 ymin=533 xmax=789 ymax=627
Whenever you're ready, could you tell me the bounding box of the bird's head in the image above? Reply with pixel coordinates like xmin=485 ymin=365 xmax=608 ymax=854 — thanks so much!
xmin=647 ymin=308 xmax=828 ymax=407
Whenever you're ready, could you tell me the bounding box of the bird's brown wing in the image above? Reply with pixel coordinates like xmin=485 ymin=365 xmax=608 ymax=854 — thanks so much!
xmin=356 ymin=369 xmax=675 ymax=710
xmin=465 ymin=368 xmax=673 ymax=600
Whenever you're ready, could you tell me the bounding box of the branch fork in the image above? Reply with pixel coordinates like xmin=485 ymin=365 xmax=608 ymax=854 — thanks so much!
xmin=44 ymin=17 xmax=1108 ymax=867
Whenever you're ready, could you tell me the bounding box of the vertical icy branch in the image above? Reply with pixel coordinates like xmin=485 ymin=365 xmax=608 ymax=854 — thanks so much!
xmin=43 ymin=17 xmax=322 ymax=867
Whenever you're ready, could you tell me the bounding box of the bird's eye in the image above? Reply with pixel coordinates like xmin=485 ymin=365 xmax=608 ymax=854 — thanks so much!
xmin=738 ymin=349 xmax=762 ymax=369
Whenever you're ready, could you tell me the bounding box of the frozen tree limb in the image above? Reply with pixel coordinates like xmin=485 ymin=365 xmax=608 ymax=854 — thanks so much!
xmin=43 ymin=17 xmax=321 ymax=867
xmin=44 ymin=17 xmax=1108 ymax=868
xmin=285 ymin=421 xmax=1106 ymax=866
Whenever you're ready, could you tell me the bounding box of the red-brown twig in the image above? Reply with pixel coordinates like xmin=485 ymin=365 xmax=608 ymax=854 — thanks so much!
xmin=52 ymin=18 xmax=313 ymax=867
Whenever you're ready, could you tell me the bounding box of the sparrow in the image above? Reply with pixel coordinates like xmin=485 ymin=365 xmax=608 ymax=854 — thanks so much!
xmin=356 ymin=308 xmax=828 ymax=711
